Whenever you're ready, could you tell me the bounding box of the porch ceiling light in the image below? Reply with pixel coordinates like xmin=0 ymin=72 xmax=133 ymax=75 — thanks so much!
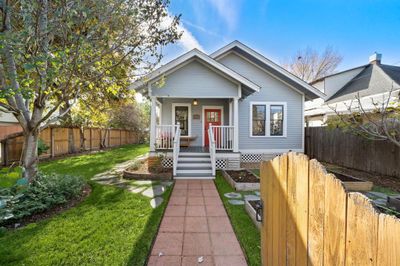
xmin=192 ymin=99 xmax=198 ymax=106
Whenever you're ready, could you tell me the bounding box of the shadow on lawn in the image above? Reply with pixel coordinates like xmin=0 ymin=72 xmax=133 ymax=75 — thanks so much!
xmin=127 ymin=183 xmax=173 ymax=266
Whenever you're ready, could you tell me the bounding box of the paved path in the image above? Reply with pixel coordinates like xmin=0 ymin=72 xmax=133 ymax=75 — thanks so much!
xmin=148 ymin=180 xmax=247 ymax=266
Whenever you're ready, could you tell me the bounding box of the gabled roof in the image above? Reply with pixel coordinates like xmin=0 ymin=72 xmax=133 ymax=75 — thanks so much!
xmin=211 ymin=41 xmax=326 ymax=100
xmin=129 ymin=48 xmax=261 ymax=96
xmin=326 ymin=64 xmax=400 ymax=104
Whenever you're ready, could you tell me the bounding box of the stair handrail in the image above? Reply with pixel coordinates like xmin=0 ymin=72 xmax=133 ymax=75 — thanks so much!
xmin=173 ymin=123 xmax=181 ymax=176
xmin=208 ymin=123 xmax=216 ymax=176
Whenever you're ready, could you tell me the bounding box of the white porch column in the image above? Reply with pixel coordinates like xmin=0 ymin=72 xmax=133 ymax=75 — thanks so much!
xmin=233 ymin=97 xmax=239 ymax=152
xmin=149 ymin=96 xmax=157 ymax=152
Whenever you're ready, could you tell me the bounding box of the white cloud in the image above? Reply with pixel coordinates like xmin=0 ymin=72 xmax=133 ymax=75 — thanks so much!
xmin=162 ymin=14 xmax=204 ymax=52
xmin=206 ymin=0 xmax=241 ymax=31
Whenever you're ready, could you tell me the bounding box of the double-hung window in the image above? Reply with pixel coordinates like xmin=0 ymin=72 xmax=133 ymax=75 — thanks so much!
xmin=250 ymin=102 xmax=286 ymax=137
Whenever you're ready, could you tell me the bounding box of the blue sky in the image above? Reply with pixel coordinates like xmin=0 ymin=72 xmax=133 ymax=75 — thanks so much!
xmin=164 ymin=0 xmax=400 ymax=71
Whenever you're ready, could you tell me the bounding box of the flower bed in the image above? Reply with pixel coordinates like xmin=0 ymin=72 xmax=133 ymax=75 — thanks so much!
xmin=245 ymin=199 xmax=261 ymax=230
xmin=221 ymin=169 xmax=260 ymax=191
xmin=123 ymin=156 xmax=172 ymax=180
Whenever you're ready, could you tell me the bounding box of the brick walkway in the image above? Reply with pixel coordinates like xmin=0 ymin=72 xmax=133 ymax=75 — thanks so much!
xmin=148 ymin=180 xmax=247 ymax=266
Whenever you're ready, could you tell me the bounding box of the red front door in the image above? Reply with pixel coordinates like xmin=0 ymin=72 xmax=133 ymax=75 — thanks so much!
xmin=204 ymin=109 xmax=222 ymax=146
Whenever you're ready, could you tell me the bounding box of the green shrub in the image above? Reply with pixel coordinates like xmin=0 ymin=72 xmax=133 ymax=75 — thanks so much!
xmin=37 ymin=139 xmax=49 ymax=156
xmin=0 ymin=173 xmax=85 ymax=225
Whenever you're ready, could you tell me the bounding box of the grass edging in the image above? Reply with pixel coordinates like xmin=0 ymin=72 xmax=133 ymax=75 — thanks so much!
xmin=214 ymin=172 xmax=261 ymax=266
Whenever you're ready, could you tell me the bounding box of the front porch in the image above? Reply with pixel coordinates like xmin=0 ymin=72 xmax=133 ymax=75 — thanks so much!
xmin=149 ymin=97 xmax=240 ymax=179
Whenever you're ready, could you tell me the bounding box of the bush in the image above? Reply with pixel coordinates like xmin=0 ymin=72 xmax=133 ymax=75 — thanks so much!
xmin=0 ymin=173 xmax=85 ymax=225
xmin=37 ymin=139 xmax=49 ymax=156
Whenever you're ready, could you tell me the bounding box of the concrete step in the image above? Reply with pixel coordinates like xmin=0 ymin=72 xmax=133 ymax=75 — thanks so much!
xmin=178 ymin=157 xmax=211 ymax=162
xmin=174 ymin=173 xmax=215 ymax=180
xmin=176 ymin=168 xmax=213 ymax=174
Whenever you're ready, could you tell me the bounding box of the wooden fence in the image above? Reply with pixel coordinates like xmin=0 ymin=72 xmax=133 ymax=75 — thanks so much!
xmin=1 ymin=127 xmax=143 ymax=166
xmin=260 ymin=152 xmax=400 ymax=266
xmin=305 ymin=126 xmax=400 ymax=178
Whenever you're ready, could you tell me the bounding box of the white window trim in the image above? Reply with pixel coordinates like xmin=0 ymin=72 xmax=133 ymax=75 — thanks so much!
xmin=201 ymin=105 xmax=224 ymax=146
xmin=172 ymin=103 xmax=192 ymax=136
xmin=249 ymin=101 xmax=287 ymax=138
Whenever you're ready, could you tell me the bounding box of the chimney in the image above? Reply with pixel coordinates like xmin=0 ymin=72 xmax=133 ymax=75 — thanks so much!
xmin=369 ymin=52 xmax=382 ymax=65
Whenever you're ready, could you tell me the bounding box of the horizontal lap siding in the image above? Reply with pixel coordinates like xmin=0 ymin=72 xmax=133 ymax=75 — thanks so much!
xmin=160 ymin=98 xmax=229 ymax=146
xmin=218 ymin=53 xmax=303 ymax=151
xmin=151 ymin=60 xmax=238 ymax=98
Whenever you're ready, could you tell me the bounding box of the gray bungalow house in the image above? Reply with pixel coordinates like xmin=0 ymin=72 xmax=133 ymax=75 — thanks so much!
xmin=131 ymin=41 xmax=324 ymax=179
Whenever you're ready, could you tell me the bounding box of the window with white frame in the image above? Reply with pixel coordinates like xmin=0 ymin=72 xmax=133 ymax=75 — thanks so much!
xmin=250 ymin=102 xmax=286 ymax=137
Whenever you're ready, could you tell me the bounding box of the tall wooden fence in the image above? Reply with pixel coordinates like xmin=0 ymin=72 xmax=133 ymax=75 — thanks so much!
xmin=1 ymin=127 xmax=143 ymax=166
xmin=260 ymin=153 xmax=400 ymax=266
xmin=305 ymin=126 xmax=400 ymax=178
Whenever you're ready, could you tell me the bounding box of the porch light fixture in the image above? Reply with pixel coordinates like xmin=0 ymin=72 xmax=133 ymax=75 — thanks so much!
xmin=192 ymin=99 xmax=198 ymax=106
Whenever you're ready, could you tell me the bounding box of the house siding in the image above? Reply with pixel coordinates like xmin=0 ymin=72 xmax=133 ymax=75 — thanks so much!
xmin=151 ymin=60 xmax=239 ymax=98
xmin=218 ymin=53 xmax=304 ymax=151
xmin=160 ymin=98 xmax=229 ymax=146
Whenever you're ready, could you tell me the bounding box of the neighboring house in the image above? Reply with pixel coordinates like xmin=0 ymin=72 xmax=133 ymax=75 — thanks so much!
xmin=305 ymin=53 xmax=400 ymax=126
xmin=0 ymin=111 xmax=21 ymax=140
xmin=131 ymin=41 xmax=324 ymax=179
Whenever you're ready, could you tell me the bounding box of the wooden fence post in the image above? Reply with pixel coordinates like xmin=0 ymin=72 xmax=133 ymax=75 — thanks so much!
xmin=50 ymin=127 xmax=55 ymax=158
xmin=89 ymin=128 xmax=92 ymax=151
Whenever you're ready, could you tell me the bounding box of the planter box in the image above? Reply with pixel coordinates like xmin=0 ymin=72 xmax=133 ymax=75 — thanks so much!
xmin=388 ymin=196 xmax=400 ymax=212
xmin=221 ymin=169 xmax=260 ymax=191
xmin=245 ymin=200 xmax=261 ymax=230
xmin=329 ymin=170 xmax=373 ymax=192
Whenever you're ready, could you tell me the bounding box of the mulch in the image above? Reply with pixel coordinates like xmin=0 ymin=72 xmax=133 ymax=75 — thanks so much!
xmin=323 ymin=163 xmax=400 ymax=193
xmin=5 ymin=184 xmax=92 ymax=229
xmin=225 ymin=170 xmax=260 ymax=183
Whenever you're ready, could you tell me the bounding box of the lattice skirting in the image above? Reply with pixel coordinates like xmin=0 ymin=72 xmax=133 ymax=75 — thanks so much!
xmin=162 ymin=157 xmax=173 ymax=168
xmin=216 ymin=159 xmax=227 ymax=169
xmin=241 ymin=153 xmax=276 ymax=163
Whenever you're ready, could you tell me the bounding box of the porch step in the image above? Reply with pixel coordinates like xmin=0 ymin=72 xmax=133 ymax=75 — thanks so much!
xmin=179 ymin=152 xmax=209 ymax=156
xmin=176 ymin=168 xmax=212 ymax=174
xmin=178 ymin=157 xmax=211 ymax=162
xmin=177 ymin=162 xmax=212 ymax=168
xmin=175 ymin=173 xmax=215 ymax=180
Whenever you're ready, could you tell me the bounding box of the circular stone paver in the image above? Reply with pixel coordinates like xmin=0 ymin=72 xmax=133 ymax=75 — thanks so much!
xmin=134 ymin=180 xmax=157 ymax=186
xmin=127 ymin=186 xmax=146 ymax=194
xmin=228 ymin=199 xmax=245 ymax=205
xmin=142 ymin=185 xmax=166 ymax=198
xmin=254 ymin=191 xmax=260 ymax=196
xmin=244 ymin=195 xmax=260 ymax=201
xmin=224 ymin=192 xmax=242 ymax=199
xmin=150 ymin=197 xmax=164 ymax=208
xmin=161 ymin=181 xmax=174 ymax=187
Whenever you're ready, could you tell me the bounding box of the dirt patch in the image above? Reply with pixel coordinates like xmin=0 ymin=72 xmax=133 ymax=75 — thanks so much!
xmin=248 ymin=200 xmax=261 ymax=210
xmin=323 ymin=163 xmax=400 ymax=193
xmin=6 ymin=184 xmax=92 ymax=229
xmin=225 ymin=170 xmax=259 ymax=183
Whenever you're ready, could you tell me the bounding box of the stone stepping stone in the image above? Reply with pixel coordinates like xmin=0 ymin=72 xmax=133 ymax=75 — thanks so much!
xmin=366 ymin=192 xmax=388 ymax=199
xmin=92 ymin=173 xmax=118 ymax=181
xmin=95 ymin=178 xmax=120 ymax=185
xmin=142 ymin=185 xmax=166 ymax=198
xmin=224 ymin=192 xmax=242 ymax=199
xmin=127 ymin=186 xmax=146 ymax=194
xmin=134 ymin=180 xmax=157 ymax=186
xmin=244 ymin=195 xmax=260 ymax=201
xmin=254 ymin=191 xmax=260 ymax=196
xmin=161 ymin=181 xmax=174 ymax=187
xmin=150 ymin=197 xmax=164 ymax=208
xmin=228 ymin=199 xmax=245 ymax=205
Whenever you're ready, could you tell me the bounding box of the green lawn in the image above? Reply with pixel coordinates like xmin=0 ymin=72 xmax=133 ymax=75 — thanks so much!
xmin=0 ymin=167 xmax=21 ymax=187
xmin=214 ymin=172 xmax=261 ymax=266
xmin=0 ymin=144 xmax=172 ymax=266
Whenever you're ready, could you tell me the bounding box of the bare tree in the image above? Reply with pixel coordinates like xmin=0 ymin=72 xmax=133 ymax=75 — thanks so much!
xmin=285 ymin=46 xmax=342 ymax=82
xmin=329 ymin=84 xmax=400 ymax=148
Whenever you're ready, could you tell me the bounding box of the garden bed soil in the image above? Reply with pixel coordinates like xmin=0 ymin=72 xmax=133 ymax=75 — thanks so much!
xmin=245 ymin=199 xmax=261 ymax=230
xmin=123 ymin=158 xmax=172 ymax=180
xmin=222 ymin=169 xmax=260 ymax=191
xmin=5 ymin=184 xmax=92 ymax=229
xmin=323 ymin=163 xmax=400 ymax=193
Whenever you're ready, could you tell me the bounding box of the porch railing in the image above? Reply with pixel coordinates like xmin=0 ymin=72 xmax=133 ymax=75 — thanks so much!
xmin=210 ymin=125 xmax=234 ymax=150
xmin=173 ymin=125 xmax=181 ymax=176
xmin=155 ymin=125 xmax=176 ymax=149
xmin=208 ymin=124 xmax=216 ymax=176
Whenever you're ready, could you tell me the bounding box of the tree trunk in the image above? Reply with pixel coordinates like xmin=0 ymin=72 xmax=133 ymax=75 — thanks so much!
xmin=21 ymin=128 xmax=39 ymax=181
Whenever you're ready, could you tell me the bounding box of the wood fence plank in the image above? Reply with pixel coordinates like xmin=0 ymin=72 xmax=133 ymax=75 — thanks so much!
xmin=277 ymin=154 xmax=288 ymax=265
xmin=346 ymin=193 xmax=379 ymax=265
xmin=307 ymin=160 xmax=326 ymax=266
xmin=323 ymin=174 xmax=347 ymax=266
xmin=286 ymin=153 xmax=297 ymax=265
xmin=377 ymin=213 xmax=400 ymax=266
